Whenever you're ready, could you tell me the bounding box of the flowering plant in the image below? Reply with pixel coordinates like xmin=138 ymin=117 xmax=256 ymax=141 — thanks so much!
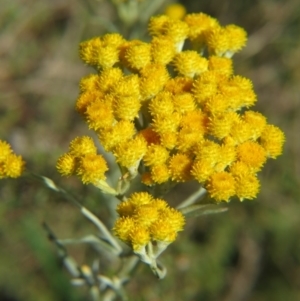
xmin=1 ymin=2 xmax=285 ymax=301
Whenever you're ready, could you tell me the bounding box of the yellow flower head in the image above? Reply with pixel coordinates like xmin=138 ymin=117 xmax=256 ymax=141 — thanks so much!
xmin=152 ymin=112 xmax=181 ymax=134
xmin=148 ymin=91 xmax=174 ymax=117
xmin=143 ymin=144 xmax=169 ymax=167
xmin=76 ymin=154 xmax=108 ymax=184
xmin=113 ymin=136 xmax=147 ymax=168
xmin=234 ymin=173 xmax=260 ymax=201
xmin=184 ymin=13 xmax=219 ymax=42
xmin=139 ymin=64 xmax=170 ymax=100
xmin=173 ymin=93 xmax=196 ymax=113
xmin=85 ymin=97 xmax=114 ymax=130
xmin=69 ymin=136 xmax=97 ymax=157
xmin=208 ymin=56 xmax=233 ymax=77
xmin=243 ymin=111 xmax=267 ymax=140
xmin=0 ymin=153 xmax=25 ymax=179
xmin=236 ymin=141 xmax=267 ymax=171
xmin=192 ymin=71 xmax=219 ymax=105
xmin=168 ymin=153 xmax=193 ymax=182
xmin=206 ymin=171 xmax=236 ymax=202
xmin=205 ymin=24 xmax=247 ymax=57
xmin=191 ymin=158 xmax=215 ymax=183
xmin=130 ymin=226 xmax=151 ymax=251
xmin=173 ymin=50 xmax=208 ymax=77
xmin=164 ymin=76 xmax=193 ymax=95
xmin=0 ymin=140 xmax=12 ymax=161
xmin=113 ymin=216 xmax=135 ymax=243
xmin=76 ymin=90 xmax=104 ymax=115
xmin=97 ymin=67 xmax=123 ymax=93
xmin=260 ymin=124 xmax=285 ymax=158
xmin=79 ymin=37 xmax=121 ymax=70
xmin=150 ymin=37 xmax=176 ymax=65
xmin=123 ymin=40 xmax=151 ymax=71
xmin=150 ymin=164 xmax=170 ymax=184
xmin=98 ymin=120 xmax=135 ymax=151
xmin=164 ymin=3 xmax=186 ymax=20
xmin=56 ymin=153 xmax=76 ymax=177
xmin=127 ymin=191 xmax=154 ymax=206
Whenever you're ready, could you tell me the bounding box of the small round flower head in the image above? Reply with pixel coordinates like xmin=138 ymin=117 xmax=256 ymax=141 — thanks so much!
xmin=191 ymin=158 xmax=215 ymax=183
xmin=205 ymin=24 xmax=247 ymax=57
xmin=184 ymin=13 xmax=219 ymax=43
xmin=180 ymin=110 xmax=208 ymax=134
xmin=204 ymin=94 xmax=230 ymax=114
xmin=219 ymin=76 xmax=257 ymax=110
xmin=69 ymin=136 xmax=97 ymax=157
xmin=160 ymin=207 xmax=185 ymax=232
xmin=229 ymin=119 xmax=254 ymax=145
xmin=79 ymin=37 xmax=120 ymax=70
xmin=164 ymin=76 xmax=193 ymax=95
xmin=229 ymin=161 xmax=251 ymax=178
xmin=101 ymin=33 xmax=125 ymax=48
xmin=151 ymin=37 xmax=176 ymax=65
xmin=133 ymin=204 xmax=160 ymax=227
xmin=113 ymin=136 xmax=147 ymax=168
xmin=159 ymin=132 xmax=178 ymax=150
xmin=152 ymin=112 xmax=181 ymax=134
xmin=123 ymin=41 xmax=151 ymax=71
xmin=173 ymin=93 xmax=196 ymax=113
xmin=234 ymin=173 xmax=260 ymax=201
xmin=79 ymin=74 xmax=100 ymax=94
xmin=168 ymin=153 xmax=193 ymax=182
xmin=97 ymin=67 xmax=123 ymax=93
xmin=139 ymin=64 xmax=170 ymax=100
xmin=56 ymin=153 xmax=76 ymax=176
xmin=216 ymin=142 xmax=237 ymax=171
xmin=0 ymin=140 xmax=12 ymax=161
xmin=164 ymin=3 xmax=186 ymax=20
xmin=113 ymin=95 xmax=141 ymax=121
xmin=149 ymin=219 xmax=177 ymax=242
xmin=176 ymin=128 xmax=204 ymax=152
xmin=193 ymin=140 xmax=221 ymax=164
xmin=207 ymin=112 xmax=239 ymax=140
xmin=143 ymin=144 xmax=169 ymax=167
xmin=76 ymin=154 xmax=108 ymax=184
xmin=148 ymin=15 xmax=170 ymax=37
xmin=236 ymin=141 xmax=267 ymax=171
xmin=76 ymin=90 xmax=104 ymax=115
xmin=98 ymin=120 xmax=135 ymax=151
xmin=172 ymin=51 xmax=208 ymax=77
xmin=130 ymin=226 xmax=151 ymax=251
xmin=112 ymin=74 xmax=140 ymax=98
xmin=1 ymin=153 xmax=25 ymax=179
xmin=206 ymin=171 xmax=236 ymax=202
xmin=128 ymin=191 xmax=154 ymax=206
xmin=148 ymin=91 xmax=174 ymax=117
xmin=192 ymin=71 xmax=219 ymax=105
xmin=208 ymin=56 xmax=233 ymax=77
xmin=242 ymin=111 xmax=267 ymax=139
xmin=113 ymin=216 xmax=135 ymax=243
xmin=150 ymin=164 xmax=170 ymax=184
xmin=85 ymin=98 xmax=114 ymax=130
xmin=116 ymin=200 xmax=136 ymax=217
xmin=260 ymin=124 xmax=285 ymax=158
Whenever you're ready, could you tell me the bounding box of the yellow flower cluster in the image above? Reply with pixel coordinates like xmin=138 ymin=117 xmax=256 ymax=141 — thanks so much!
xmin=59 ymin=12 xmax=285 ymax=203
xmin=56 ymin=136 xmax=108 ymax=184
xmin=0 ymin=140 xmax=25 ymax=179
xmin=113 ymin=192 xmax=185 ymax=251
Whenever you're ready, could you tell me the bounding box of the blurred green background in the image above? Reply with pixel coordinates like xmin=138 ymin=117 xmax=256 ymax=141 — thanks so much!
xmin=1 ymin=0 xmax=299 ymax=300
